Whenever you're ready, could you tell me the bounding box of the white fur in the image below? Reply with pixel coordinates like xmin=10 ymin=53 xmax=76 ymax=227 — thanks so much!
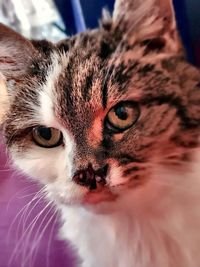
xmin=39 ymin=51 xmax=69 ymax=128
xmin=60 ymin=150 xmax=200 ymax=267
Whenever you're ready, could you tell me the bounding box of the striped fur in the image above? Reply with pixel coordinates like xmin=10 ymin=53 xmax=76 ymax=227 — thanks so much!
xmin=0 ymin=0 xmax=200 ymax=266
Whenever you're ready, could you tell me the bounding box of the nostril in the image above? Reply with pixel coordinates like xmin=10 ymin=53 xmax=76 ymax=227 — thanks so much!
xmin=73 ymin=170 xmax=88 ymax=185
xmin=72 ymin=167 xmax=96 ymax=189
xmin=95 ymin=164 xmax=108 ymax=178
xmin=72 ymin=164 xmax=108 ymax=190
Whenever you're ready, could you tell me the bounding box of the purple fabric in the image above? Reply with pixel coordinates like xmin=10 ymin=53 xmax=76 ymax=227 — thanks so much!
xmin=0 ymin=142 xmax=76 ymax=267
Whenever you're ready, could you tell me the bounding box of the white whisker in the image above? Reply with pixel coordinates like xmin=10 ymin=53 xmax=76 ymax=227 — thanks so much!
xmin=30 ymin=207 xmax=58 ymax=267
xmin=8 ymin=195 xmax=51 ymax=267
xmin=23 ymin=203 xmax=56 ymax=267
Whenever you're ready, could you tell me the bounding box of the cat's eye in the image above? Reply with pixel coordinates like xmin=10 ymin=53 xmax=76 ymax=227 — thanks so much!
xmin=32 ymin=126 xmax=63 ymax=148
xmin=105 ymin=101 xmax=140 ymax=133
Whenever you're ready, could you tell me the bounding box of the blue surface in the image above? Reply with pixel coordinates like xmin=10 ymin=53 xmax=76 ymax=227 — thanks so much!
xmin=71 ymin=0 xmax=86 ymax=32
xmin=174 ymin=0 xmax=195 ymax=64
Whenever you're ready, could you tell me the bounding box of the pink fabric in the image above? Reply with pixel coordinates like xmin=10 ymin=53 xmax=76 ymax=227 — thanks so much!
xmin=0 ymin=142 xmax=76 ymax=267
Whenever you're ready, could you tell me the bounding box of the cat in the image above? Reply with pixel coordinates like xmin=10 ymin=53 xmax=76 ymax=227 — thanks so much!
xmin=0 ymin=0 xmax=200 ymax=266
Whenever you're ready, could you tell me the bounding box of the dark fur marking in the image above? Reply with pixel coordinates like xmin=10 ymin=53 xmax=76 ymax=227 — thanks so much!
xmin=134 ymin=142 xmax=154 ymax=152
xmin=101 ymin=136 xmax=112 ymax=149
xmin=111 ymin=62 xmax=138 ymax=86
xmin=171 ymin=136 xmax=199 ymax=148
xmin=31 ymin=40 xmax=54 ymax=57
xmin=161 ymin=59 xmax=176 ymax=71
xmin=102 ymin=65 xmax=115 ymax=108
xmin=146 ymin=108 xmax=175 ymax=136
xmin=80 ymin=34 xmax=91 ymax=47
xmin=132 ymin=175 xmax=140 ymax=180
xmin=141 ymin=95 xmax=200 ymax=128
xmin=98 ymin=40 xmax=114 ymax=59
xmin=5 ymin=125 xmax=32 ymax=147
xmin=123 ymin=166 xmax=141 ymax=176
xmin=138 ymin=64 xmax=155 ymax=75
xmin=82 ymin=72 xmax=94 ymax=101
xmin=29 ymin=40 xmax=54 ymax=83
xmin=142 ymin=37 xmax=166 ymax=54
xmin=114 ymin=154 xmax=145 ymax=165
xmin=57 ymin=38 xmax=77 ymax=56
xmin=101 ymin=20 xmax=112 ymax=31
xmin=57 ymin=42 xmax=70 ymax=53
xmin=57 ymin=57 xmax=76 ymax=119
xmin=29 ymin=59 xmax=50 ymax=84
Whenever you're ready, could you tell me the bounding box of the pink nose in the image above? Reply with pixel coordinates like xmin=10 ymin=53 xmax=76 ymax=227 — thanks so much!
xmin=72 ymin=164 xmax=108 ymax=190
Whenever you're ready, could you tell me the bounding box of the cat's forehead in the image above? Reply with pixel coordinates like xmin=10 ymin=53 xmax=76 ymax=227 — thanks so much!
xmin=38 ymin=31 xmax=183 ymax=130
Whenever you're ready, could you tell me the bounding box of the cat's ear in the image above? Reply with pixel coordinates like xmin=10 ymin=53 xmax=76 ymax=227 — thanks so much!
xmin=0 ymin=23 xmax=37 ymax=79
xmin=0 ymin=24 xmax=36 ymax=125
xmin=112 ymin=0 xmax=182 ymax=55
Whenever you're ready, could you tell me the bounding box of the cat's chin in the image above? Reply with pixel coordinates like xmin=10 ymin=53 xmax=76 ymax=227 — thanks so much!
xmin=47 ymin=183 xmax=119 ymax=208
xmin=82 ymin=189 xmax=118 ymax=205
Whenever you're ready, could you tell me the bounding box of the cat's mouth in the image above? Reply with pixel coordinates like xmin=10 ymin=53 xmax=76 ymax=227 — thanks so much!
xmin=72 ymin=164 xmax=124 ymax=204
xmin=80 ymin=173 xmax=116 ymax=204
xmin=82 ymin=175 xmax=122 ymax=205
xmin=83 ymin=187 xmax=117 ymax=204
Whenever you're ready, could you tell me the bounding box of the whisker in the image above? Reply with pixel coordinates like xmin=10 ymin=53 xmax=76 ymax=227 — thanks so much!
xmin=17 ymin=191 xmax=40 ymax=199
xmin=23 ymin=203 xmax=56 ymax=267
xmin=7 ymin=186 xmax=46 ymax=246
xmin=29 ymin=207 xmax=58 ymax=267
xmin=6 ymin=184 xmax=38 ymax=212
xmin=8 ymin=194 xmax=51 ymax=267
xmin=21 ymin=202 xmax=52 ymax=267
xmin=19 ymin=189 xmax=49 ymax=242
xmin=46 ymin=211 xmax=59 ymax=267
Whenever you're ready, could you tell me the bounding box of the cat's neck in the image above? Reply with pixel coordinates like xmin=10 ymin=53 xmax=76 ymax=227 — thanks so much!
xmin=59 ymin=150 xmax=200 ymax=267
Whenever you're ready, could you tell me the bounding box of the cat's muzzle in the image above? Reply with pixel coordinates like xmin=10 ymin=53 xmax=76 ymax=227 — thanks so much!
xmin=72 ymin=164 xmax=108 ymax=190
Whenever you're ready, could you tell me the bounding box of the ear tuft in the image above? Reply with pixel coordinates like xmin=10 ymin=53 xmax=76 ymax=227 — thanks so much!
xmin=0 ymin=24 xmax=37 ymax=125
xmin=112 ymin=0 xmax=183 ymax=55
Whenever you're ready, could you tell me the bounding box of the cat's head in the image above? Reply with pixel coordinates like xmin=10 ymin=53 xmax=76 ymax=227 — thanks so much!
xmin=0 ymin=0 xmax=200 ymax=209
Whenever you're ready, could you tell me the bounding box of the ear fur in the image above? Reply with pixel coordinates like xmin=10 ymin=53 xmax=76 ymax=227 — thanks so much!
xmin=0 ymin=23 xmax=37 ymax=125
xmin=0 ymin=75 xmax=9 ymax=125
xmin=0 ymin=23 xmax=37 ymax=79
xmin=112 ymin=0 xmax=182 ymax=55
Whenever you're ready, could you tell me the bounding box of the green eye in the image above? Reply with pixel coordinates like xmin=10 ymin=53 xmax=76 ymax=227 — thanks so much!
xmin=32 ymin=126 xmax=63 ymax=148
xmin=105 ymin=101 xmax=140 ymax=133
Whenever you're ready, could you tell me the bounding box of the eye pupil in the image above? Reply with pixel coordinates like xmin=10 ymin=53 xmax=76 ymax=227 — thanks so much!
xmin=32 ymin=126 xmax=62 ymax=148
xmin=115 ymin=107 xmax=128 ymax=120
xmin=105 ymin=101 xmax=140 ymax=133
xmin=38 ymin=127 xmax=52 ymax=141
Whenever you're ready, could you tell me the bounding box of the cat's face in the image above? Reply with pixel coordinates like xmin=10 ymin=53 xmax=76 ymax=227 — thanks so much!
xmin=0 ymin=0 xmax=200 ymax=208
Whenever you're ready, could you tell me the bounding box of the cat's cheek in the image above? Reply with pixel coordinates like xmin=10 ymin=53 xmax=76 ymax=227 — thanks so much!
xmin=46 ymin=182 xmax=88 ymax=204
xmin=108 ymin=161 xmax=129 ymax=187
xmin=10 ymin=146 xmax=69 ymax=184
